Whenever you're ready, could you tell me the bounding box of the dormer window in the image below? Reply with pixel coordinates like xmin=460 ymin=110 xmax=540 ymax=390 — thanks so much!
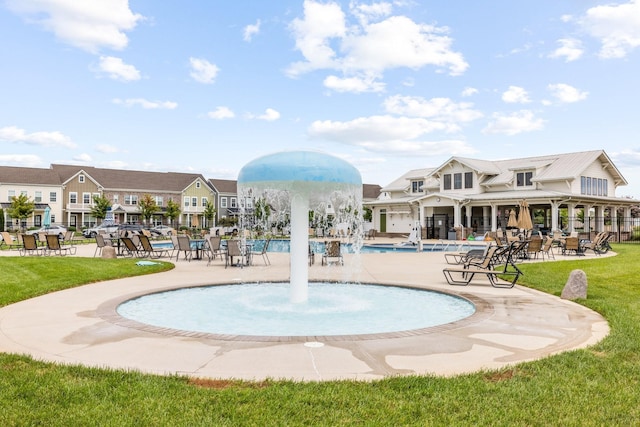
xmin=411 ymin=180 xmax=424 ymax=193
xmin=516 ymin=171 xmax=533 ymax=187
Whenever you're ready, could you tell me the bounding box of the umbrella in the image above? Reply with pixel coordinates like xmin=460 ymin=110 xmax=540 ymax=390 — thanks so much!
xmin=43 ymin=206 xmax=51 ymax=227
xmin=507 ymin=209 xmax=518 ymax=228
xmin=517 ymin=200 xmax=533 ymax=230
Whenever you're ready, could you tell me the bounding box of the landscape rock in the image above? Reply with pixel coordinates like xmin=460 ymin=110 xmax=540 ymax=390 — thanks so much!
xmin=101 ymin=246 xmax=117 ymax=259
xmin=561 ymin=269 xmax=588 ymax=300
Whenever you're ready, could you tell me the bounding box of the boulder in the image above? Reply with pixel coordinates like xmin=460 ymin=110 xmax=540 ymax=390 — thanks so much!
xmin=101 ymin=246 xmax=117 ymax=259
xmin=561 ymin=269 xmax=588 ymax=300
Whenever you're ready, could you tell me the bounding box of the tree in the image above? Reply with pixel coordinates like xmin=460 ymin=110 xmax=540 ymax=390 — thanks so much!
xmin=90 ymin=195 xmax=111 ymax=222
xmin=0 ymin=208 xmax=4 ymax=232
xmin=7 ymin=194 xmax=35 ymax=231
xmin=165 ymin=199 xmax=181 ymax=229
xmin=203 ymin=200 xmax=216 ymax=228
xmin=138 ymin=194 xmax=159 ymax=226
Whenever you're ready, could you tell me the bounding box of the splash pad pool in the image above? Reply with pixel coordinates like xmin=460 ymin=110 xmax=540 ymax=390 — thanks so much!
xmin=120 ymin=151 xmax=477 ymax=340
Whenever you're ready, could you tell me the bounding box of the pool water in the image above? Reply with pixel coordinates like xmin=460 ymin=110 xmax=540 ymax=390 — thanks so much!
xmin=117 ymin=282 xmax=476 ymax=337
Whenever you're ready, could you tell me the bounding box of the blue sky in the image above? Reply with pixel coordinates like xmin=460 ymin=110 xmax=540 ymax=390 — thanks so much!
xmin=1 ymin=1 xmax=640 ymax=197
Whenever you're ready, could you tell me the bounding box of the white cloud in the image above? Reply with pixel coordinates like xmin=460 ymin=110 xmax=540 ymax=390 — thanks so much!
xmin=482 ymin=110 xmax=545 ymax=136
xmin=309 ymin=115 xmax=474 ymax=155
xmin=207 ymin=107 xmax=236 ymax=120
xmin=244 ymin=19 xmax=261 ymax=42
xmin=349 ymin=1 xmax=393 ymax=25
xmin=112 ymin=98 xmax=177 ymax=109
xmin=73 ymin=153 xmax=92 ymax=162
xmin=189 ymin=57 xmax=219 ymax=84
xmin=288 ymin=0 xmax=346 ymax=75
xmin=256 ymin=108 xmax=281 ymax=121
xmin=547 ymin=83 xmax=588 ymax=103
xmin=323 ymin=74 xmax=385 ymax=93
xmin=0 ymin=154 xmax=42 ymax=167
xmin=502 ymin=86 xmax=531 ymax=104
xmin=96 ymin=144 xmax=120 ymax=154
xmin=0 ymin=125 xmax=77 ymax=148
xmin=579 ymin=0 xmax=640 ymax=59
xmin=461 ymin=87 xmax=478 ymax=97
xmin=95 ymin=56 xmax=141 ymax=81
xmin=6 ymin=0 xmax=142 ymax=53
xmin=287 ymin=0 xmax=467 ymax=90
xmin=549 ymin=38 xmax=584 ymax=62
xmin=383 ymin=95 xmax=483 ymax=131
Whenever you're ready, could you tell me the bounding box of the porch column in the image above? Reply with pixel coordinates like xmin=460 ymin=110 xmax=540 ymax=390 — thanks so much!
xmin=490 ymin=204 xmax=497 ymax=232
xmin=623 ymin=207 xmax=632 ymax=232
xmin=550 ymin=201 xmax=560 ymax=231
xmin=567 ymin=203 xmax=576 ymax=232
xmin=611 ymin=206 xmax=618 ymax=233
xmin=465 ymin=207 xmax=472 ymax=231
xmin=595 ymin=206 xmax=605 ymax=232
xmin=453 ymin=201 xmax=462 ymax=229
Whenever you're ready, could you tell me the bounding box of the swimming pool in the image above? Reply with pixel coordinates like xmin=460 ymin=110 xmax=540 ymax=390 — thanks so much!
xmin=152 ymin=238 xmax=486 ymax=254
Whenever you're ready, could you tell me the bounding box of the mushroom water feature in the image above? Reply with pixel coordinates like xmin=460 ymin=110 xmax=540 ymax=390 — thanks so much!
xmin=237 ymin=151 xmax=362 ymax=304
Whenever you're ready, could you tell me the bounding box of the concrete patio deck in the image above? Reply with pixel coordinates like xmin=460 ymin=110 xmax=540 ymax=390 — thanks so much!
xmin=0 ymin=238 xmax=610 ymax=381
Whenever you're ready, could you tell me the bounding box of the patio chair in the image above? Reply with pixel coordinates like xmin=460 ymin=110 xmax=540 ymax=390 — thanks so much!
xmin=540 ymin=236 xmax=555 ymax=260
xmin=562 ymin=236 xmax=582 ymax=256
xmin=250 ymin=238 xmax=271 ymax=266
xmin=175 ymin=235 xmax=196 ymax=261
xmin=225 ymin=239 xmax=245 ymax=268
xmin=19 ymin=234 xmax=45 ymax=256
xmin=322 ymin=240 xmax=343 ymax=266
xmin=205 ymin=235 xmax=223 ymax=265
xmin=525 ymin=237 xmax=543 ymax=260
xmin=45 ymin=234 xmax=76 ymax=256
xmin=94 ymin=233 xmax=111 ymax=257
xmin=138 ymin=234 xmax=171 ymax=258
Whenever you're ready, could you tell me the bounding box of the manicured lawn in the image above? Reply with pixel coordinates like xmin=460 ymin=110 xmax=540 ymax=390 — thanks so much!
xmin=1 ymin=247 xmax=639 ymax=425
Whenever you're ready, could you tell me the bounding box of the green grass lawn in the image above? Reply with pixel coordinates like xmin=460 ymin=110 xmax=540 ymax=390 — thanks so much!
xmin=1 ymin=247 xmax=639 ymax=426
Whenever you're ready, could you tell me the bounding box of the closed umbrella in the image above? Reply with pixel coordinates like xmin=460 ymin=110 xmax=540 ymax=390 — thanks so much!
xmin=507 ymin=209 xmax=518 ymax=228
xmin=517 ymin=201 xmax=533 ymax=230
xmin=43 ymin=206 xmax=51 ymax=227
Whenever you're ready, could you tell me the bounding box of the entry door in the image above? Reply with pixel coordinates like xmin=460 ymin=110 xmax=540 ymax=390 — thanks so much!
xmin=380 ymin=209 xmax=387 ymax=233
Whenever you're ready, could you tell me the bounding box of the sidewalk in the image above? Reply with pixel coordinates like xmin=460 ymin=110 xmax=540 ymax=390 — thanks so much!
xmin=0 ymin=238 xmax=610 ymax=381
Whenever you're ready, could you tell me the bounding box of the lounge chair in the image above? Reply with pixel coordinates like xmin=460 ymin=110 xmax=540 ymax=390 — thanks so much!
xmin=582 ymin=232 xmax=608 ymax=255
xmin=138 ymin=234 xmax=171 ymax=258
xmin=225 ymin=239 xmax=245 ymax=268
xmin=1 ymin=231 xmax=22 ymax=250
xmin=19 ymin=234 xmax=45 ymax=256
xmin=120 ymin=236 xmax=145 ymax=258
xmin=45 ymin=234 xmax=76 ymax=256
xmin=442 ymin=245 xmax=521 ymax=288
xmin=444 ymin=244 xmax=490 ymax=265
xmin=322 ymin=240 xmax=343 ymax=266
xmin=250 ymin=238 xmax=271 ymax=265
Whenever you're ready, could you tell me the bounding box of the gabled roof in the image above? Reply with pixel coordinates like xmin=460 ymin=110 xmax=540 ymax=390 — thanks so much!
xmin=382 ymin=168 xmax=434 ymax=192
xmin=362 ymin=183 xmax=382 ymax=200
xmin=426 ymin=150 xmax=627 ymax=188
xmin=209 ymin=179 xmax=237 ymax=194
xmin=0 ymin=165 xmax=62 ymax=186
xmin=51 ymin=164 xmax=210 ymax=193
